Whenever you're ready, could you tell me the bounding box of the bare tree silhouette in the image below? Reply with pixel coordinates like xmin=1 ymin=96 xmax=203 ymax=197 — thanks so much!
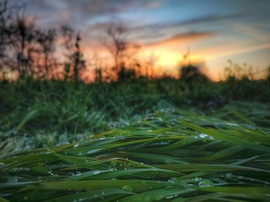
xmin=61 ymin=25 xmax=86 ymax=86
xmin=104 ymin=23 xmax=127 ymax=74
xmin=0 ymin=0 xmax=58 ymax=80
xmin=103 ymin=23 xmax=140 ymax=81
xmin=35 ymin=29 xmax=57 ymax=79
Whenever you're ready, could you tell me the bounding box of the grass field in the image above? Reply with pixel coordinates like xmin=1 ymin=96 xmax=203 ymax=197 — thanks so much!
xmin=0 ymin=74 xmax=270 ymax=201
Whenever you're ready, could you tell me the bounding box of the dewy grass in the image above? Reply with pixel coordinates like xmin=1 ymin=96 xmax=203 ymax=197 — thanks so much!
xmin=0 ymin=107 xmax=269 ymax=201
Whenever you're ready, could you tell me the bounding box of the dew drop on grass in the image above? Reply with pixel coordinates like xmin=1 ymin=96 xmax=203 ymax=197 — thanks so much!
xmin=225 ymin=173 xmax=234 ymax=179
xmin=93 ymin=170 xmax=100 ymax=174
xmin=199 ymin=133 xmax=207 ymax=138
xmin=226 ymin=122 xmax=237 ymax=127
xmin=75 ymin=171 xmax=81 ymax=176
xmin=168 ymin=177 xmax=177 ymax=183
xmin=159 ymin=141 xmax=169 ymax=145
xmin=122 ymin=185 xmax=133 ymax=192
xmin=108 ymin=167 xmax=117 ymax=171
xmin=199 ymin=179 xmax=214 ymax=187
xmin=165 ymin=195 xmax=174 ymax=199
xmin=238 ymin=176 xmax=244 ymax=179
xmin=74 ymin=143 xmax=80 ymax=148
xmin=67 ymin=172 xmax=74 ymax=176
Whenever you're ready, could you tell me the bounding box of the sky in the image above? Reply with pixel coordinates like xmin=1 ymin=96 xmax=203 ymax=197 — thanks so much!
xmin=9 ymin=0 xmax=270 ymax=81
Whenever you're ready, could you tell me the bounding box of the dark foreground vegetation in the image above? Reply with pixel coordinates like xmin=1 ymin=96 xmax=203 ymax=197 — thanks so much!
xmin=0 ymin=69 xmax=270 ymax=201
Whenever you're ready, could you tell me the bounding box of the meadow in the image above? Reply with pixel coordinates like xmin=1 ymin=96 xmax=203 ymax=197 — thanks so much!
xmin=0 ymin=68 xmax=270 ymax=201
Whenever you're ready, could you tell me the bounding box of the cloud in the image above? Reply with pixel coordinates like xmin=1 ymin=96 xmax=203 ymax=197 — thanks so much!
xmin=130 ymin=13 xmax=244 ymax=31
xmin=81 ymin=0 xmax=162 ymax=14
xmin=144 ymin=31 xmax=216 ymax=47
xmin=176 ymin=13 xmax=244 ymax=26
xmin=206 ymin=43 xmax=270 ymax=60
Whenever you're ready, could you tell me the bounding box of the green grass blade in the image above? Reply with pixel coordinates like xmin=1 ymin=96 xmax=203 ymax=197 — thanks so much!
xmin=16 ymin=110 xmax=37 ymax=131
xmin=178 ymin=120 xmax=270 ymax=153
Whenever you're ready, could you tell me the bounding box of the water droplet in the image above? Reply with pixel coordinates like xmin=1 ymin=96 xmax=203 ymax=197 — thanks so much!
xmin=226 ymin=122 xmax=237 ymax=127
xmin=165 ymin=195 xmax=174 ymax=199
xmin=225 ymin=173 xmax=234 ymax=179
xmin=67 ymin=172 xmax=74 ymax=176
xmin=199 ymin=179 xmax=214 ymax=187
xmin=168 ymin=177 xmax=177 ymax=183
xmin=238 ymin=176 xmax=244 ymax=179
xmin=74 ymin=143 xmax=80 ymax=148
xmin=122 ymin=185 xmax=133 ymax=192
xmin=93 ymin=170 xmax=100 ymax=175
xmin=199 ymin=133 xmax=207 ymax=138
xmin=75 ymin=171 xmax=81 ymax=176
xmin=159 ymin=141 xmax=169 ymax=145
xmin=108 ymin=167 xmax=117 ymax=171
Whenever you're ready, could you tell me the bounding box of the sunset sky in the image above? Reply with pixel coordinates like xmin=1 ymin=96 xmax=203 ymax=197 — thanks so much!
xmin=10 ymin=0 xmax=270 ymax=81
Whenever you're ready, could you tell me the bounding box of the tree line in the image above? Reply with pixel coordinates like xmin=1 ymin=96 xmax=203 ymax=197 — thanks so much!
xmin=0 ymin=0 xmax=206 ymax=84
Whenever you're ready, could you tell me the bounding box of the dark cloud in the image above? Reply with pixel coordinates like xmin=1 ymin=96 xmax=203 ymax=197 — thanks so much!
xmin=7 ymin=0 xmax=161 ymax=30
